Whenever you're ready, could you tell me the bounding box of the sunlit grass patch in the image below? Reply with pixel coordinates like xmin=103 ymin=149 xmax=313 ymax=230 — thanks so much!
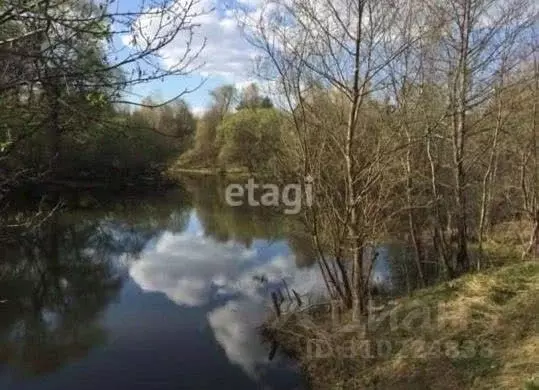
xmin=267 ymin=260 xmax=539 ymax=389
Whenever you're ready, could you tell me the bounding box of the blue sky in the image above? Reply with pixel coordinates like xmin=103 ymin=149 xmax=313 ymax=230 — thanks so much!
xmin=112 ymin=0 xmax=538 ymax=116
xmin=114 ymin=0 xmax=262 ymax=115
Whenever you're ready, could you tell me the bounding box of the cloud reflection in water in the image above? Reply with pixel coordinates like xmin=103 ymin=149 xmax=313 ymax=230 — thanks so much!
xmin=129 ymin=229 xmax=322 ymax=377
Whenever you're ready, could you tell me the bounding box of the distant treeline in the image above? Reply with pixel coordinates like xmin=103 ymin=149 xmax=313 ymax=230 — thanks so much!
xmin=178 ymin=83 xmax=284 ymax=173
xmin=0 ymin=0 xmax=203 ymax=208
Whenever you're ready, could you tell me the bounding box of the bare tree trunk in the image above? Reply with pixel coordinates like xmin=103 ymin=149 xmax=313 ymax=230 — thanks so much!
xmin=405 ymin=138 xmax=425 ymax=285
xmin=427 ymin=129 xmax=454 ymax=277
xmin=348 ymin=0 xmax=367 ymax=318
xmin=450 ymin=0 xmax=472 ymax=274
xmin=523 ymin=216 xmax=539 ymax=258
xmin=523 ymin=57 xmax=538 ymax=259
xmin=478 ymin=72 xmax=504 ymax=268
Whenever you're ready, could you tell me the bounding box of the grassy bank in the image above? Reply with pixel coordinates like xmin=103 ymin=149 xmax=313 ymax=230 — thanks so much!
xmin=168 ymin=167 xmax=225 ymax=175
xmin=167 ymin=166 xmax=276 ymax=180
xmin=265 ymin=248 xmax=539 ymax=389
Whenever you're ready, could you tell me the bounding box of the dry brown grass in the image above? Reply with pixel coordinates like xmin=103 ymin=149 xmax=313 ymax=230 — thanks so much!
xmin=489 ymin=220 xmax=533 ymax=247
xmin=266 ymin=261 xmax=539 ymax=389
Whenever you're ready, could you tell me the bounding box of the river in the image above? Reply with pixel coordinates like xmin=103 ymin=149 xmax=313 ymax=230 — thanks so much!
xmin=0 ymin=176 xmax=434 ymax=390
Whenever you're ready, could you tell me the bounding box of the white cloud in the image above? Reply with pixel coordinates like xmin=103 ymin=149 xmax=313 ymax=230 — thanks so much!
xmin=123 ymin=0 xmax=260 ymax=83
xmin=234 ymin=79 xmax=258 ymax=91
xmin=190 ymin=105 xmax=207 ymax=117
xmin=128 ymin=226 xmax=399 ymax=377
xmin=130 ymin=230 xmax=323 ymax=306
xmin=121 ymin=0 xmax=397 ymax=94
xmin=129 ymin=231 xmax=256 ymax=306
xmin=207 ymin=299 xmax=268 ymax=377
xmin=129 ymin=229 xmax=324 ymax=376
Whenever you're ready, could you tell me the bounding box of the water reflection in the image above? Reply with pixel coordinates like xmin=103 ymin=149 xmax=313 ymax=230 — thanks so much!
xmin=182 ymin=176 xmax=305 ymax=248
xmin=130 ymin=228 xmax=321 ymax=306
xmin=0 ymin=181 xmax=313 ymax=389
xmin=0 ymin=215 xmax=123 ymax=377
xmin=129 ymin=214 xmax=323 ymax=380
xmin=0 ymin=177 xmax=434 ymax=389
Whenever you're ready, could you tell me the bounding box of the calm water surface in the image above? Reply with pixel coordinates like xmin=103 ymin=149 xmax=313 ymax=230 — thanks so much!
xmin=0 ymin=177 xmax=430 ymax=390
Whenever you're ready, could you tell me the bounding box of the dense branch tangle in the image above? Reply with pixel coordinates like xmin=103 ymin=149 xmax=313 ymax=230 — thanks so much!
xmin=242 ymin=0 xmax=537 ymax=314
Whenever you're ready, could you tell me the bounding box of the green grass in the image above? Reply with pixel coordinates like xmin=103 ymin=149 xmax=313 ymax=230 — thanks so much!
xmin=525 ymin=377 xmax=539 ymax=390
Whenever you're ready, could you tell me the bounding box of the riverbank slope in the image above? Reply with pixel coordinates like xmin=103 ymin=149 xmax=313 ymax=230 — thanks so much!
xmin=265 ymin=246 xmax=539 ymax=389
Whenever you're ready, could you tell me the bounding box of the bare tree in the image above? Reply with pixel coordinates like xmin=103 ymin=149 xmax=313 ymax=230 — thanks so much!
xmin=420 ymin=0 xmax=534 ymax=272
xmin=243 ymin=0 xmax=413 ymax=315
xmin=520 ymin=55 xmax=538 ymax=258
